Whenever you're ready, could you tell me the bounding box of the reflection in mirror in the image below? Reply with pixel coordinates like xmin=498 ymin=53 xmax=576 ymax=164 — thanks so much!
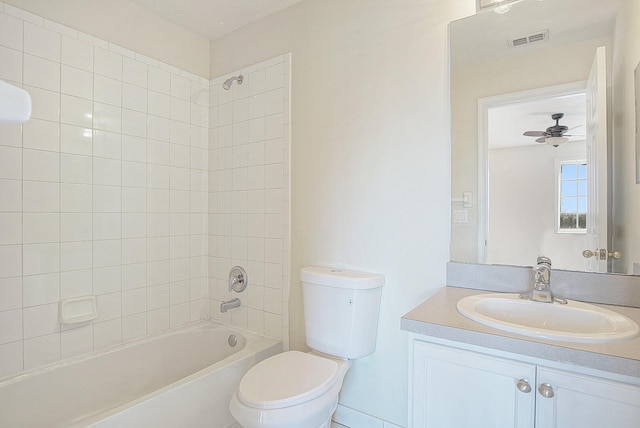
xmin=450 ymin=0 xmax=640 ymax=275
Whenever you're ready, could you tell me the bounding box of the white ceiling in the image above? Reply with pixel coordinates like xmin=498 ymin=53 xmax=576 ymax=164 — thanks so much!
xmin=451 ymin=0 xmax=621 ymax=66
xmin=130 ymin=0 xmax=305 ymax=40
xmin=488 ymin=93 xmax=586 ymax=150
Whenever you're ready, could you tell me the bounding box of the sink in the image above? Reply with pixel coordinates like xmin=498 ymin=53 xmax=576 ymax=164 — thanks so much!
xmin=456 ymin=293 xmax=640 ymax=343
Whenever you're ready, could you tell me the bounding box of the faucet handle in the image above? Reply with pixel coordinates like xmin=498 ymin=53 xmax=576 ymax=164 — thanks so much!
xmin=536 ymin=256 xmax=551 ymax=266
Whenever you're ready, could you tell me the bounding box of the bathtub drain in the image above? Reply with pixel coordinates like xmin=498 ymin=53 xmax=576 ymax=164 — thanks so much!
xmin=228 ymin=334 xmax=238 ymax=347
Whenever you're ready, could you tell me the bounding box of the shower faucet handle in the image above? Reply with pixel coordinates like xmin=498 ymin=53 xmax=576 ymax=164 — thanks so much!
xmin=229 ymin=266 xmax=248 ymax=292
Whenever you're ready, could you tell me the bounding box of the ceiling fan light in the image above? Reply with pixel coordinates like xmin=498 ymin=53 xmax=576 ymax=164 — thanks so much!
xmin=546 ymin=136 xmax=569 ymax=147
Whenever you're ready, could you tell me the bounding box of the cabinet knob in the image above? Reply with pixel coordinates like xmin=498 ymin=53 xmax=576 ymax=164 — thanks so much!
xmin=516 ymin=379 xmax=532 ymax=393
xmin=538 ymin=383 xmax=555 ymax=398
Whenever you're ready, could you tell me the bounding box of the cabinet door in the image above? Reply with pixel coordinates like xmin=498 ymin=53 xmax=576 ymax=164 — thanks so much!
xmin=411 ymin=341 xmax=535 ymax=428
xmin=536 ymin=367 xmax=640 ymax=428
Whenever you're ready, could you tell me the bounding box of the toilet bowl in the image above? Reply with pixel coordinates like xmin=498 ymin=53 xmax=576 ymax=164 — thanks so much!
xmin=229 ymin=266 xmax=384 ymax=428
xmin=229 ymin=351 xmax=351 ymax=428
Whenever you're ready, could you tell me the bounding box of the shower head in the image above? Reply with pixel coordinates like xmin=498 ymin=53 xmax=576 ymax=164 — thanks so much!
xmin=222 ymin=75 xmax=243 ymax=90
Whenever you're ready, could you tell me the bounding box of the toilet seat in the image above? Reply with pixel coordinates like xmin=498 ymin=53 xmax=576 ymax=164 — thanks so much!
xmin=238 ymin=351 xmax=340 ymax=410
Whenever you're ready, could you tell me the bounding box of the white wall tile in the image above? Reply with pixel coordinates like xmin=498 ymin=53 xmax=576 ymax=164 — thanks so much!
xmin=93 ymin=240 xmax=122 ymax=269
xmin=60 ymin=124 xmax=92 ymax=156
xmin=24 ymin=54 xmax=60 ymax=92
xmin=0 ymin=212 xmax=22 ymax=245
xmin=60 ymin=213 xmax=92 ymax=242
xmin=94 ymin=74 xmax=122 ymax=107
xmin=0 ymin=146 xmax=21 ymax=179
xmin=0 ymin=245 xmax=22 ymax=279
xmin=148 ymin=67 xmax=170 ymax=94
xmin=148 ymin=91 xmax=171 ymax=118
xmin=94 ymin=48 xmax=122 ymax=80
xmin=23 ymin=149 xmax=59 ymax=182
xmin=123 ymin=57 xmax=147 ymax=87
xmin=0 ymin=122 xmax=22 ymax=148
xmin=122 ymin=262 xmax=146 ymax=289
xmin=171 ymin=74 xmax=190 ymax=100
xmin=93 ymin=319 xmax=121 ymax=350
xmin=122 ymin=135 xmax=146 ymax=162
xmin=0 ymin=340 xmax=22 ymax=378
xmin=0 ymin=308 xmax=22 ymax=344
xmin=60 ymin=154 xmax=92 ymax=184
xmin=93 ymin=214 xmax=121 ymax=240
xmin=93 ymin=102 xmax=122 ymax=133
xmin=60 ymin=183 xmax=91 ymax=213
xmin=93 ymin=130 xmax=122 ymax=160
xmin=23 ymin=213 xmax=58 ymax=244
xmin=147 ymin=236 xmax=169 ymax=261
xmin=147 ymin=116 xmax=170 ymax=142
xmin=122 ymin=213 xmax=146 ymax=238
xmin=60 ymin=241 xmax=92 ymax=271
xmin=61 ymin=65 xmax=93 ymax=100
xmin=93 ymin=157 xmax=121 ymax=186
xmin=122 ymin=187 xmax=146 ymax=213
xmin=0 ymin=179 xmax=21 ymax=212
xmin=0 ymin=277 xmax=22 ymax=311
xmin=23 ymin=303 xmax=59 ymax=340
xmin=122 ymin=239 xmax=146 ymax=265
xmin=60 ymin=269 xmax=92 ymax=299
xmin=0 ymin=13 xmax=23 ymax=51
xmin=23 ymin=181 xmax=59 ymax=212
xmin=147 ymin=213 xmax=169 ymax=237
xmin=27 ymin=86 xmax=60 ymax=122
xmin=93 ymin=266 xmax=121 ymax=294
xmin=122 ymin=84 xmax=148 ymax=112
xmin=23 ymin=22 xmax=60 ymax=62
xmin=23 ymin=243 xmax=60 ymax=275
xmin=0 ymin=45 xmax=22 ymax=83
xmin=61 ymin=36 xmax=93 ymax=71
xmin=23 ymin=334 xmax=59 ymax=370
xmin=61 ymin=325 xmax=93 ymax=359
xmin=61 ymin=94 xmax=93 ymax=128
xmin=22 ymin=272 xmax=59 ymax=307
xmin=93 ymin=185 xmax=121 ymax=212
xmin=23 ymin=119 xmax=60 ymax=152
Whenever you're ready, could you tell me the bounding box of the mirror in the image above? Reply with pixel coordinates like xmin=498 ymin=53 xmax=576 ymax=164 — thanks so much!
xmin=450 ymin=0 xmax=638 ymax=274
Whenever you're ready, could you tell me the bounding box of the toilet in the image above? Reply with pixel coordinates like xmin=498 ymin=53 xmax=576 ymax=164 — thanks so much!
xmin=229 ymin=266 xmax=385 ymax=428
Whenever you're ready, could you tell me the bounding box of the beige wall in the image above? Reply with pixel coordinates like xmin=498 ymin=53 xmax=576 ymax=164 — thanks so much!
xmin=3 ymin=0 xmax=209 ymax=77
xmin=210 ymin=0 xmax=472 ymax=424
xmin=612 ymin=0 xmax=640 ymax=274
xmin=488 ymin=142 xmax=588 ymax=271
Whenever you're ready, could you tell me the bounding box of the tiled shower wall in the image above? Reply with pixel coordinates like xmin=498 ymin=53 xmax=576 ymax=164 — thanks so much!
xmin=208 ymin=55 xmax=291 ymax=348
xmin=0 ymin=3 xmax=210 ymax=378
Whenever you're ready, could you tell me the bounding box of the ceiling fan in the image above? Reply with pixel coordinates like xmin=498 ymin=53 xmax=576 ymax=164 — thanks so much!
xmin=523 ymin=113 xmax=580 ymax=147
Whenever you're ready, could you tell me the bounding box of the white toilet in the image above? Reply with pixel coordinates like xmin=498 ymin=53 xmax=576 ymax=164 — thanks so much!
xmin=229 ymin=266 xmax=384 ymax=428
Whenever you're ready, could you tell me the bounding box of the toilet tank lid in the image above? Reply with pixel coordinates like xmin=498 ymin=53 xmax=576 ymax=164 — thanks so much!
xmin=300 ymin=266 xmax=384 ymax=289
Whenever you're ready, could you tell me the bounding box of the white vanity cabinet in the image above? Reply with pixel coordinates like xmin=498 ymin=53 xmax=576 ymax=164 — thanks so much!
xmin=410 ymin=339 xmax=640 ymax=428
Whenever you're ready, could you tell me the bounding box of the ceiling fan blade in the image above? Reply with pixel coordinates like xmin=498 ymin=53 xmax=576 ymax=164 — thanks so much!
xmin=535 ymin=137 xmax=547 ymax=143
xmin=523 ymin=131 xmax=546 ymax=137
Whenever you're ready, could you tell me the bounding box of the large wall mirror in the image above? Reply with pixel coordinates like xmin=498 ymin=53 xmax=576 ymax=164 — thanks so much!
xmin=450 ymin=0 xmax=639 ymax=275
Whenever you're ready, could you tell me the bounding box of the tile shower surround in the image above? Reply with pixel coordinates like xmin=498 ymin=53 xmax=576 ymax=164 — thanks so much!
xmin=208 ymin=55 xmax=291 ymax=349
xmin=0 ymin=2 xmax=291 ymax=379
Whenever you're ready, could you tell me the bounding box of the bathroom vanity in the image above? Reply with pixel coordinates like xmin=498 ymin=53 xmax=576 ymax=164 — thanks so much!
xmin=402 ymin=286 xmax=640 ymax=428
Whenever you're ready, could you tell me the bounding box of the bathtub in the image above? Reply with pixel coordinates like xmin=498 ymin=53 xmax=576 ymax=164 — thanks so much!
xmin=0 ymin=321 xmax=281 ymax=428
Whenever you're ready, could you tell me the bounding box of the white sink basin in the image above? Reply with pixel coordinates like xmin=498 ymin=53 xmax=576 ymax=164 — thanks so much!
xmin=457 ymin=293 xmax=640 ymax=343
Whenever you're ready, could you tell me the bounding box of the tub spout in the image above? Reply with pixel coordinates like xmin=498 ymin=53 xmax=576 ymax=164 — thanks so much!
xmin=220 ymin=298 xmax=241 ymax=313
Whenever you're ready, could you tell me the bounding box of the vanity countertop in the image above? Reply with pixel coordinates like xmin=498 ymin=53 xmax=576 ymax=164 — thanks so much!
xmin=401 ymin=286 xmax=640 ymax=378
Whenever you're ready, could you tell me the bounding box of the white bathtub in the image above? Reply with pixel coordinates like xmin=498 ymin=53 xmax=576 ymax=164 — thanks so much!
xmin=0 ymin=321 xmax=281 ymax=428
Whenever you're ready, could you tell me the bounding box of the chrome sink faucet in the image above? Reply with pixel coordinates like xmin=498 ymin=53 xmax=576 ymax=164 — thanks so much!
xmin=520 ymin=256 xmax=567 ymax=304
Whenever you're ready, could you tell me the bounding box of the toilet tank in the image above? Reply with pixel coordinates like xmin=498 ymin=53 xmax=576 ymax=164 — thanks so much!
xmin=300 ymin=266 xmax=384 ymax=359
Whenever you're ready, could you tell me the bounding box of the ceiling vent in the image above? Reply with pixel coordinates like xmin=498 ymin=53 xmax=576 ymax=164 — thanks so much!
xmin=508 ymin=30 xmax=549 ymax=48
